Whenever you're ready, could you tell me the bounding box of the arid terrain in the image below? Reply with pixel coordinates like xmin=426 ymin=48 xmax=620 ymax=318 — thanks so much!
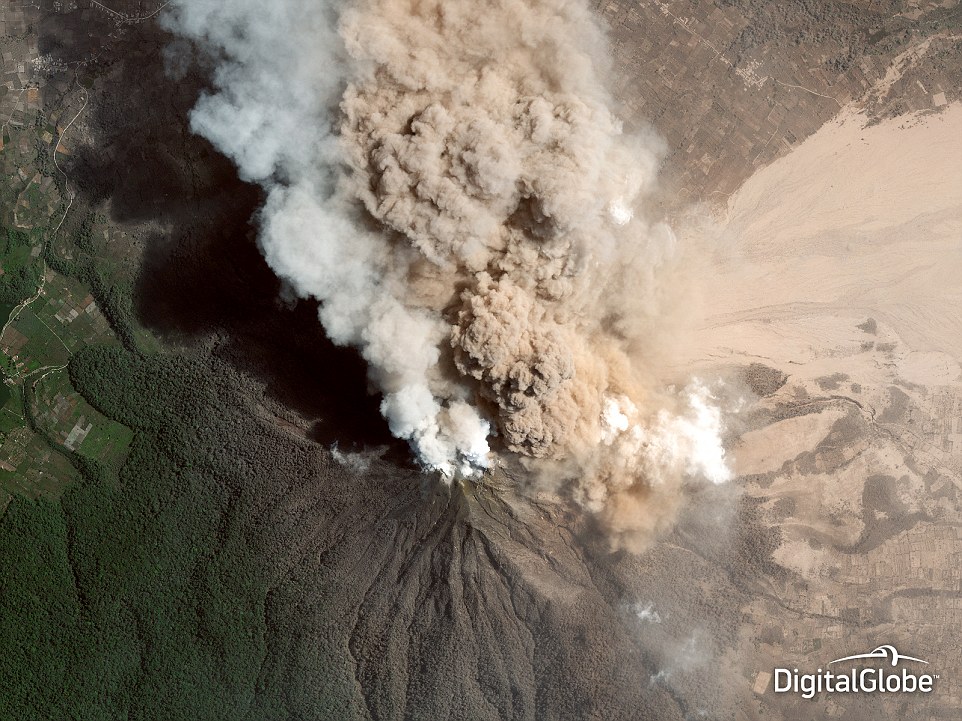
xmin=684 ymin=102 xmax=962 ymax=719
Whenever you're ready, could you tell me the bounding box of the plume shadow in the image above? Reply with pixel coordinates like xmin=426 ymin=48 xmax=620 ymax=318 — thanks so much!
xmin=37 ymin=4 xmax=400 ymax=453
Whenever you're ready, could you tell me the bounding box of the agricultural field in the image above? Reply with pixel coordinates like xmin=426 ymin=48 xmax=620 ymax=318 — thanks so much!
xmin=0 ymin=423 xmax=78 ymax=505
xmin=0 ymin=252 xmax=130 ymax=500
xmin=0 ymin=108 xmax=130 ymax=501
xmin=32 ymin=369 xmax=133 ymax=466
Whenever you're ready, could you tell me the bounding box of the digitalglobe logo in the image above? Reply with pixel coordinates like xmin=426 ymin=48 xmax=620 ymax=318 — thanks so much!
xmin=773 ymin=645 xmax=939 ymax=700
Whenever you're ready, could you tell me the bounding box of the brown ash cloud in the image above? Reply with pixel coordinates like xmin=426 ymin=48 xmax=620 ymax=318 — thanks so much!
xmin=167 ymin=0 xmax=731 ymax=550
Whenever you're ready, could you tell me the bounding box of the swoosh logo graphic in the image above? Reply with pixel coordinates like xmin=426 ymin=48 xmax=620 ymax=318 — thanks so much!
xmin=828 ymin=645 xmax=928 ymax=667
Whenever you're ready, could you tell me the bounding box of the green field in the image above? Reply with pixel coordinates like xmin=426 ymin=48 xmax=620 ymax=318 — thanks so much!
xmin=0 ymin=425 xmax=79 ymax=499
xmin=0 ymin=381 xmax=22 ymax=431
xmin=0 ymin=201 xmax=126 ymax=503
xmin=33 ymin=369 xmax=133 ymax=467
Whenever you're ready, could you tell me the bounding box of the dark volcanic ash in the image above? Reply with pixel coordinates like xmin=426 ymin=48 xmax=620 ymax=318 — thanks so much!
xmin=167 ymin=0 xmax=731 ymax=550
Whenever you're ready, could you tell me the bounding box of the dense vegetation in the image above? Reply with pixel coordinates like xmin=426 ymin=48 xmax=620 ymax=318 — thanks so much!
xmin=0 ymin=344 xmax=312 ymax=720
xmin=0 ymin=228 xmax=43 ymax=307
xmin=0 ymin=72 xmax=354 ymax=715
xmin=0 ymin=186 xmax=365 ymax=715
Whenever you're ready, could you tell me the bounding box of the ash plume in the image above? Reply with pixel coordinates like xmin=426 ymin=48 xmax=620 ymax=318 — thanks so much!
xmin=166 ymin=0 xmax=731 ymax=549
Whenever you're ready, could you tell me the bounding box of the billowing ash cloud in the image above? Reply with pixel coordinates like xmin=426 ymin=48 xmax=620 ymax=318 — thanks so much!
xmin=166 ymin=0 xmax=731 ymax=548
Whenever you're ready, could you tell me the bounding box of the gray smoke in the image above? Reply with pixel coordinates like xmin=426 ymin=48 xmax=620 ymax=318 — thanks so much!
xmin=166 ymin=0 xmax=731 ymax=550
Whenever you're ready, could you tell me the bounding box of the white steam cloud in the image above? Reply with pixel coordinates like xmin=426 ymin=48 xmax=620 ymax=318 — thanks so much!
xmin=166 ymin=0 xmax=731 ymax=548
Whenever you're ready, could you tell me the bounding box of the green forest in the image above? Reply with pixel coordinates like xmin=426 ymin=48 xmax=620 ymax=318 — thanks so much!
xmin=0 ymin=228 xmax=43 ymax=309
xmin=0 ymin=344 xmax=276 ymax=720
xmin=0 ymin=216 xmax=353 ymax=718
